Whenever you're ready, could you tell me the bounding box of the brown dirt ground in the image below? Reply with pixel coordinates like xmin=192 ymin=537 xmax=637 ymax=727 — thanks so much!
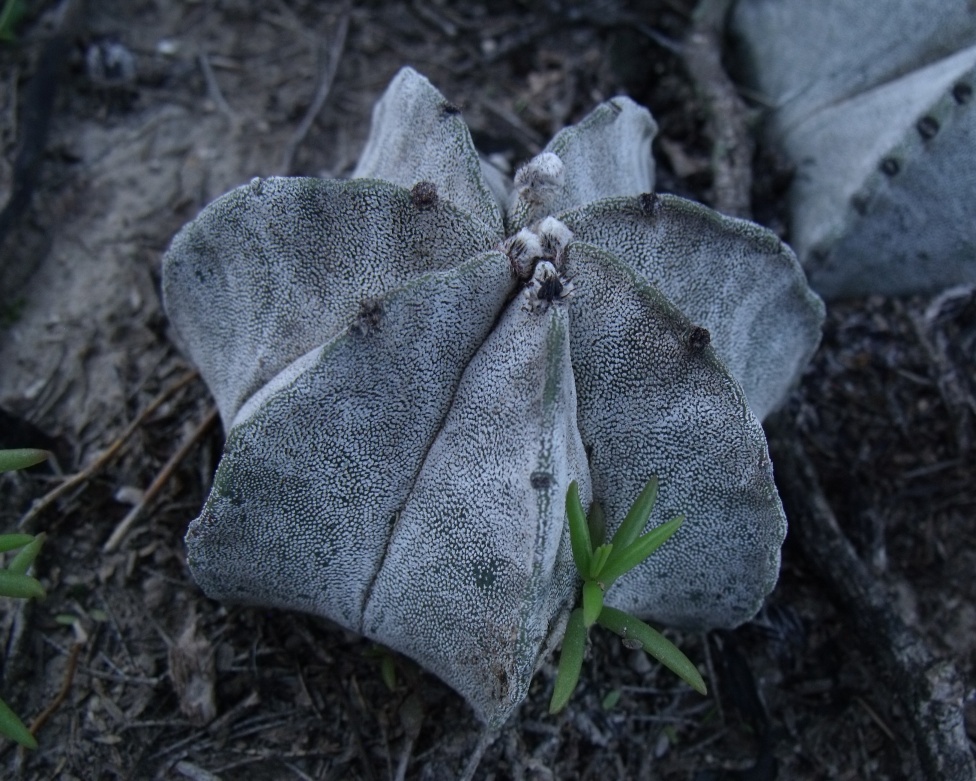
xmin=1 ymin=1 xmax=973 ymax=779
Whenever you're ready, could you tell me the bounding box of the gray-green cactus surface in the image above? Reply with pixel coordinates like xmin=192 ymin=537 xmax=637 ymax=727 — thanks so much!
xmin=163 ymin=67 xmax=824 ymax=726
xmin=730 ymin=0 xmax=976 ymax=298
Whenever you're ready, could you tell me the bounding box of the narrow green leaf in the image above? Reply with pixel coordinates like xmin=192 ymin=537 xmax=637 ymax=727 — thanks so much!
xmin=601 ymin=688 xmax=621 ymax=710
xmin=600 ymin=515 xmax=685 ymax=584
xmin=587 ymin=501 xmax=606 ymax=548
xmin=581 ymin=580 xmax=604 ymax=628
xmin=380 ymin=655 xmax=397 ymax=692
xmin=609 ymin=475 xmax=658 ymax=550
xmin=0 ymin=533 xmax=34 ymax=553
xmin=549 ymin=608 xmax=587 ymax=714
xmin=0 ymin=449 xmax=49 ymax=473
xmin=565 ymin=481 xmax=593 ymax=575
xmin=0 ymin=0 xmax=27 ymax=44
xmin=0 ymin=570 xmax=45 ymax=600
xmin=7 ymin=533 xmax=45 ymax=575
xmin=0 ymin=695 xmax=37 ymax=749
xmin=598 ymin=606 xmax=706 ymax=695
xmin=587 ymin=542 xmax=613 ymax=580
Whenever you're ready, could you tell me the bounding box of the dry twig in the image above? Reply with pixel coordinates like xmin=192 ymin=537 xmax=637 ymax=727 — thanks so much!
xmin=102 ymin=406 xmax=218 ymax=553
xmin=27 ymin=641 xmax=83 ymax=746
xmin=681 ymin=0 xmax=754 ymax=218
xmin=279 ymin=2 xmax=351 ymax=175
xmin=197 ymin=53 xmax=238 ymax=125
xmin=17 ymin=370 xmax=199 ymax=532
xmin=458 ymin=728 xmax=498 ymax=781
xmin=766 ymin=412 xmax=976 ymax=781
xmin=0 ymin=0 xmax=82 ymax=255
xmin=910 ymin=284 xmax=976 ymax=454
xmin=394 ymin=694 xmax=423 ymax=781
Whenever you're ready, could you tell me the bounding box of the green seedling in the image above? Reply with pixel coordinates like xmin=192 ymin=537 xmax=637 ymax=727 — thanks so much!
xmin=365 ymin=644 xmax=399 ymax=692
xmin=601 ymin=688 xmax=621 ymax=710
xmin=0 ymin=448 xmax=49 ymax=749
xmin=0 ymin=0 xmax=25 ymax=43
xmin=0 ymin=448 xmax=48 ymax=472
xmin=550 ymin=477 xmax=706 ymax=714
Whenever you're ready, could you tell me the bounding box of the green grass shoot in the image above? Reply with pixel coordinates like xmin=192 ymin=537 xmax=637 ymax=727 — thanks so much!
xmin=549 ymin=476 xmax=705 ymax=714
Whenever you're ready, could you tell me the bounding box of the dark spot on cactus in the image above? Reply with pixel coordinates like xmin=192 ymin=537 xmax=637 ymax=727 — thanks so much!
xmin=639 ymin=192 xmax=659 ymax=217
xmin=471 ymin=560 xmax=497 ymax=592
xmin=525 ymin=263 xmax=574 ymax=311
xmin=352 ymin=299 xmax=383 ymax=335
xmin=880 ymin=158 xmax=900 ymax=177
xmin=952 ymin=82 xmax=973 ymax=105
xmin=491 ymin=663 xmax=510 ymax=700
xmin=529 ymin=471 xmax=552 ymax=490
xmin=608 ymin=99 xmax=624 ymax=115
xmin=851 ymin=193 xmax=869 ymax=216
xmin=410 ymin=181 xmax=439 ymax=208
xmin=917 ymin=116 xmax=939 ymax=140
xmin=688 ymin=326 xmax=711 ymax=352
xmin=536 ymin=274 xmax=564 ymax=303
xmin=440 ymin=101 xmax=462 ymax=116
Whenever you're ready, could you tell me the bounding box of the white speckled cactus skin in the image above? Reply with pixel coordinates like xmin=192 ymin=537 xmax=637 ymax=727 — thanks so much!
xmin=162 ymin=67 xmax=824 ymax=726
xmin=730 ymin=0 xmax=976 ymax=298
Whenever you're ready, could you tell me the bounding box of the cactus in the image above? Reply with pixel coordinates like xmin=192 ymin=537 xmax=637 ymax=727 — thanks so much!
xmin=729 ymin=0 xmax=976 ymax=298
xmin=162 ymin=67 xmax=823 ymax=726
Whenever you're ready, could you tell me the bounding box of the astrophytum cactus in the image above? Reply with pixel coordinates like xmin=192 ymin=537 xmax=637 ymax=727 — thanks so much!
xmin=730 ymin=0 xmax=976 ymax=298
xmin=162 ymin=67 xmax=824 ymax=726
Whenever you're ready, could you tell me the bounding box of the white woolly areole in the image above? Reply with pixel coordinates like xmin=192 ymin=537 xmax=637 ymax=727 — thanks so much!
xmin=505 ymin=228 xmax=543 ymax=260
xmin=514 ymin=152 xmax=565 ymax=193
xmin=537 ymin=216 xmax=574 ymax=258
xmin=502 ymin=228 xmax=544 ymax=278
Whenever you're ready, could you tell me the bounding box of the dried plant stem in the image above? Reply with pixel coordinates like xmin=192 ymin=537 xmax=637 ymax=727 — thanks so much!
xmin=682 ymin=0 xmax=754 ymax=218
xmin=279 ymin=1 xmax=350 ymax=175
xmin=458 ymin=728 xmax=497 ymax=781
xmin=17 ymin=370 xmax=199 ymax=532
xmin=26 ymin=641 xmax=82 ymax=745
xmin=197 ymin=53 xmax=237 ymax=124
xmin=102 ymin=406 xmax=218 ymax=553
xmin=766 ymin=412 xmax=976 ymax=781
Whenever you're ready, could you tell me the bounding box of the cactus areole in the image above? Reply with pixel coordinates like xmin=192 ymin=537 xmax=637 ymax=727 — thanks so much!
xmin=162 ymin=68 xmax=824 ymax=726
